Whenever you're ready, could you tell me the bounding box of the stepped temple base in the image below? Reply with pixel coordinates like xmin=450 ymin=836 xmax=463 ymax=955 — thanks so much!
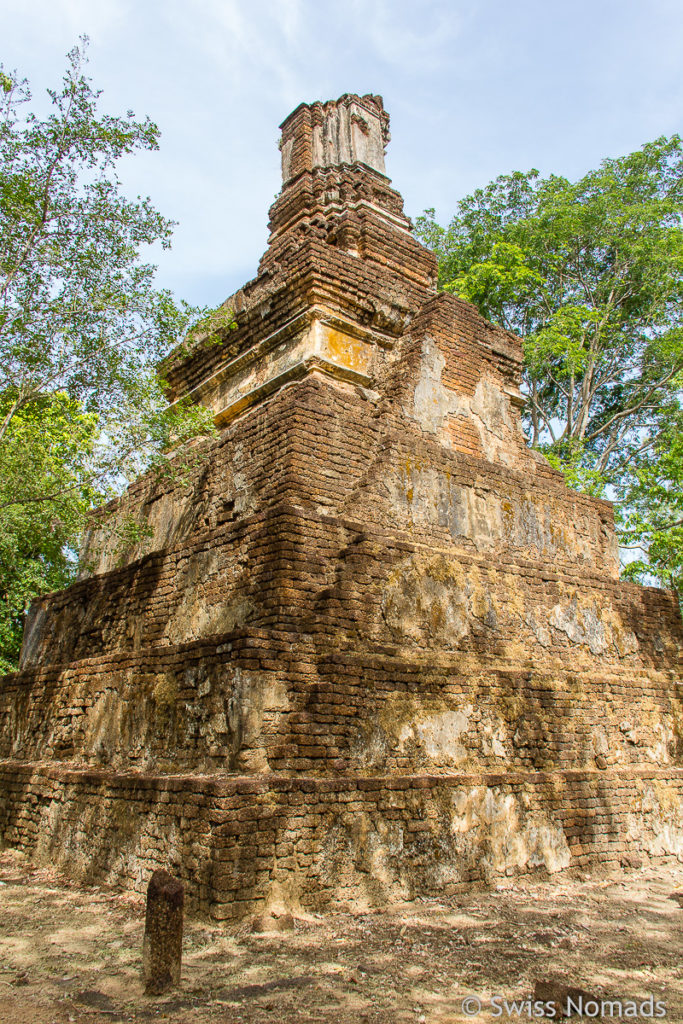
xmin=2 ymin=763 xmax=682 ymax=919
xmin=2 ymin=95 xmax=682 ymax=917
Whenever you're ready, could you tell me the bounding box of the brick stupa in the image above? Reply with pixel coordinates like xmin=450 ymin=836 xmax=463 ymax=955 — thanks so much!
xmin=1 ymin=95 xmax=682 ymax=918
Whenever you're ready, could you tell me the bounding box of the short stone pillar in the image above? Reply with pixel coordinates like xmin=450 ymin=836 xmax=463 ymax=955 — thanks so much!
xmin=142 ymin=870 xmax=184 ymax=995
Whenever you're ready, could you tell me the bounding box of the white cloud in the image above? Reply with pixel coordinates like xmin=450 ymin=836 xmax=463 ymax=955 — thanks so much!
xmin=6 ymin=0 xmax=128 ymax=49
xmin=344 ymin=0 xmax=467 ymax=70
xmin=3 ymin=0 xmax=683 ymax=309
xmin=164 ymin=0 xmax=310 ymax=104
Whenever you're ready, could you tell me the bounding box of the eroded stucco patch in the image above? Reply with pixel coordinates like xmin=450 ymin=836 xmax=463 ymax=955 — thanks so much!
xmin=313 ymin=784 xmax=571 ymax=906
xmin=409 ymin=337 xmax=522 ymax=466
xmin=548 ymin=595 xmax=639 ymax=659
xmin=380 ymin=553 xmax=638 ymax=664
xmin=381 ymin=554 xmax=495 ymax=649
xmin=629 ymin=783 xmax=683 ymax=860
xmin=224 ymin=667 xmax=289 ymax=771
xmin=398 ymin=707 xmax=473 ymax=766
xmin=451 ymin=788 xmax=571 ymax=878
xmin=388 ymin=462 xmax=615 ymax=572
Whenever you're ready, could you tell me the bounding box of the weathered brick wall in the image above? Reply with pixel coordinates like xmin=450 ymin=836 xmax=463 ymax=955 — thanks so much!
xmin=2 ymin=628 xmax=680 ymax=777
xmin=1 ymin=94 xmax=682 ymax=916
xmin=7 ymin=371 xmax=678 ymax=778
xmin=1 ymin=764 xmax=682 ymax=919
xmin=21 ymin=372 xmax=621 ymax=667
xmin=2 ymin=366 xmax=682 ymax=907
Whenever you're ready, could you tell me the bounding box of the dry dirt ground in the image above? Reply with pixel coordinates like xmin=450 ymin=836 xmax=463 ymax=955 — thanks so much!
xmin=0 ymin=849 xmax=682 ymax=1023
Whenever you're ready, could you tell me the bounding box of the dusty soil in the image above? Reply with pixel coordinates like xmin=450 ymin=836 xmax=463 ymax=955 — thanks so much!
xmin=0 ymin=849 xmax=681 ymax=1023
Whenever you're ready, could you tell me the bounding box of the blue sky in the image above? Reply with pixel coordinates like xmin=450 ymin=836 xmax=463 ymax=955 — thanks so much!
xmin=4 ymin=0 xmax=683 ymax=309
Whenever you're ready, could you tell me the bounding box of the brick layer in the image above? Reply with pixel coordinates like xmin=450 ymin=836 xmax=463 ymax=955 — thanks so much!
xmin=1 ymin=763 xmax=681 ymax=919
xmin=2 ymin=101 xmax=682 ymax=914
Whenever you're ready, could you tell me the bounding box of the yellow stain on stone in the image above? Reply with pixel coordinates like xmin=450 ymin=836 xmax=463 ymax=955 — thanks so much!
xmin=321 ymin=325 xmax=372 ymax=373
xmin=152 ymin=674 xmax=177 ymax=709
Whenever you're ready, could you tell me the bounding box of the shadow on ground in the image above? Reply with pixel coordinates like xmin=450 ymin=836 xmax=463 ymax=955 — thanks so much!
xmin=0 ymin=849 xmax=681 ymax=1023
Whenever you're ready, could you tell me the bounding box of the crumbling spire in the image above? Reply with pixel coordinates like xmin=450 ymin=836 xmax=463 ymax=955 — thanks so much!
xmin=279 ymin=94 xmax=390 ymax=182
xmin=161 ymin=93 xmax=437 ymax=419
xmin=265 ymin=93 xmax=425 ymax=271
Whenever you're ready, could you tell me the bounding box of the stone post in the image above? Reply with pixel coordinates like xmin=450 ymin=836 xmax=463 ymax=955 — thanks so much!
xmin=142 ymin=870 xmax=184 ymax=995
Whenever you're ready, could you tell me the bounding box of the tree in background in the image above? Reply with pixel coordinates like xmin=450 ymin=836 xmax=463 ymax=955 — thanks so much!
xmin=0 ymin=41 xmax=225 ymax=670
xmin=416 ymin=137 xmax=683 ymax=594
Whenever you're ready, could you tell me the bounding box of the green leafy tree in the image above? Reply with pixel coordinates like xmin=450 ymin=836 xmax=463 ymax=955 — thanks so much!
xmin=617 ymin=410 xmax=683 ymax=592
xmin=416 ymin=138 xmax=683 ymax=592
xmin=0 ymin=41 xmax=226 ymax=669
xmin=0 ymin=392 xmax=98 ymax=670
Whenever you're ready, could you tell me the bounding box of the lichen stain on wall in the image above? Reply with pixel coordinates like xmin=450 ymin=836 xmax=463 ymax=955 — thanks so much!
xmin=450 ymin=788 xmax=571 ymax=878
xmin=629 ymin=782 xmax=683 ymax=859
xmin=408 ymin=336 xmax=523 ymax=466
xmin=381 ymin=555 xmax=472 ymax=647
xmin=388 ymin=461 xmax=609 ymax=569
xmin=380 ymin=553 xmax=640 ymax=663
xmin=321 ymin=325 xmax=373 ymax=375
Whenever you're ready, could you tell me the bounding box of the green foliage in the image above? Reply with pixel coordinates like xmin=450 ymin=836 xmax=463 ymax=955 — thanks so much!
xmin=617 ymin=409 xmax=683 ymax=592
xmin=416 ymin=138 xmax=683 ymax=594
xmin=0 ymin=40 xmax=230 ymax=668
xmin=0 ymin=392 xmax=98 ymax=670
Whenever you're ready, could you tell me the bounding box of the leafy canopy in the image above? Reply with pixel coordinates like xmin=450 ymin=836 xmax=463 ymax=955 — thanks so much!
xmin=416 ymin=137 xmax=683 ymax=592
xmin=0 ymin=41 xmax=226 ymax=670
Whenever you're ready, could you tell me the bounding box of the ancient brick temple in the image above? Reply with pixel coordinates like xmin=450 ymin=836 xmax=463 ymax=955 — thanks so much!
xmin=1 ymin=95 xmax=682 ymax=919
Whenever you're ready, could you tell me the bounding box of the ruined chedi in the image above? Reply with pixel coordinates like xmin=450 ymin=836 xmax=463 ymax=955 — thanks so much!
xmin=1 ymin=95 xmax=682 ymax=919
